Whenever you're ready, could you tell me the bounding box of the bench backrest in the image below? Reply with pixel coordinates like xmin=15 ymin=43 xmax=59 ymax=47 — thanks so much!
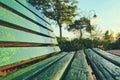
xmin=0 ymin=0 xmax=60 ymax=70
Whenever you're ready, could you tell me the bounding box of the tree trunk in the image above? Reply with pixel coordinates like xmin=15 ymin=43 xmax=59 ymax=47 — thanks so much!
xmin=59 ymin=24 xmax=62 ymax=40
xmin=57 ymin=20 xmax=62 ymax=40
xmin=90 ymin=31 xmax=92 ymax=40
xmin=90 ymin=31 xmax=93 ymax=48
xmin=79 ymin=27 xmax=82 ymax=39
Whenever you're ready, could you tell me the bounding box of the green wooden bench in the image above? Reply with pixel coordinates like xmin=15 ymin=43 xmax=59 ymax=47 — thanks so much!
xmin=0 ymin=0 xmax=60 ymax=76
xmin=93 ymin=48 xmax=120 ymax=66
xmin=0 ymin=1 xmax=94 ymax=80
xmin=85 ymin=49 xmax=120 ymax=80
xmin=64 ymin=50 xmax=93 ymax=80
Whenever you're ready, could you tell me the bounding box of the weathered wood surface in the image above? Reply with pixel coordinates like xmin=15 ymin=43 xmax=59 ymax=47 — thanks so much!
xmin=85 ymin=49 xmax=120 ymax=80
xmin=0 ymin=47 xmax=60 ymax=68
xmin=16 ymin=0 xmax=50 ymax=23
xmin=0 ymin=26 xmax=57 ymax=44
xmin=0 ymin=0 xmax=60 ymax=72
xmin=0 ymin=0 xmax=52 ymax=30
xmin=0 ymin=7 xmax=54 ymax=37
xmin=64 ymin=50 xmax=93 ymax=80
xmin=93 ymin=48 xmax=120 ymax=66
xmin=0 ymin=51 xmax=95 ymax=80
xmin=30 ymin=52 xmax=75 ymax=80
xmin=0 ymin=52 xmax=66 ymax=80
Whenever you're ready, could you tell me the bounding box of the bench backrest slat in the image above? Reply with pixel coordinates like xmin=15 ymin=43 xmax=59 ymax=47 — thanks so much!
xmin=0 ymin=0 xmax=60 ymax=69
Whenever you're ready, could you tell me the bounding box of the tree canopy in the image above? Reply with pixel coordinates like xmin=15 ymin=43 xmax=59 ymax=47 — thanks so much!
xmin=104 ymin=30 xmax=114 ymax=42
xmin=67 ymin=17 xmax=90 ymax=39
xmin=28 ymin=0 xmax=78 ymax=39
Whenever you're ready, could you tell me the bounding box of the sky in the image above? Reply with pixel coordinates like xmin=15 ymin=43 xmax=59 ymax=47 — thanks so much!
xmin=52 ymin=0 xmax=120 ymax=39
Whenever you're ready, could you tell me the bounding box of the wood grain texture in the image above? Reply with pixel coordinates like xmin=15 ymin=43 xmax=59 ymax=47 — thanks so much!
xmin=0 ymin=53 xmax=66 ymax=80
xmin=0 ymin=7 xmax=54 ymax=37
xmin=31 ymin=52 xmax=75 ymax=80
xmin=64 ymin=50 xmax=93 ymax=80
xmin=0 ymin=0 xmax=52 ymax=31
xmin=85 ymin=49 xmax=120 ymax=80
xmin=0 ymin=0 xmax=60 ymax=73
xmin=93 ymin=48 xmax=120 ymax=66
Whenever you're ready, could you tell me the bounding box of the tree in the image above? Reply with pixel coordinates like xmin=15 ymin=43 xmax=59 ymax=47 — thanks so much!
xmin=28 ymin=0 xmax=78 ymax=40
xmin=85 ymin=24 xmax=95 ymax=39
xmin=116 ymin=32 xmax=120 ymax=40
xmin=90 ymin=26 xmax=103 ymax=40
xmin=103 ymin=30 xmax=114 ymax=42
xmin=68 ymin=17 xmax=90 ymax=39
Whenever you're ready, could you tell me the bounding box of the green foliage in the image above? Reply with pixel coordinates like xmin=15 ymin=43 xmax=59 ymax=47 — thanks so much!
xmin=86 ymin=25 xmax=94 ymax=33
xmin=116 ymin=32 xmax=120 ymax=40
xmin=106 ymin=38 xmax=120 ymax=50
xmin=28 ymin=0 xmax=120 ymax=50
xmin=57 ymin=36 xmax=120 ymax=51
xmin=28 ymin=0 xmax=78 ymax=39
xmin=67 ymin=17 xmax=90 ymax=39
xmin=103 ymin=30 xmax=114 ymax=42
xmin=57 ymin=37 xmax=93 ymax=51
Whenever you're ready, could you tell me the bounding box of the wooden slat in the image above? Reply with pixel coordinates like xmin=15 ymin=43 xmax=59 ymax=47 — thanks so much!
xmin=0 ymin=46 xmax=60 ymax=68
xmin=0 ymin=25 xmax=57 ymax=44
xmin=0 ymin=0 xmax=61 ymax=76
xmin=85 ymin=49 xmax=120 ymax=80
xmin=85 ymin=49 xmax=111 ymax=80
xmin=93 ymin=48 xmax=120 ymax=66
xmin=0 ymin=42 xmax=57 ymax=47
xmin=0 ymin=0 xmax=52 ymax=31
xmin=30 ymin=52 xmax=74 ymax=80
xmin=16 ymin=0 xmax=50 ymax=24
xmin=64 ymin=50 xmax=93 ymax=80
xmin=0 ymin=7 xmax=54 ymax=37
xmin=0 ymin=53 xmax=66 ymax=80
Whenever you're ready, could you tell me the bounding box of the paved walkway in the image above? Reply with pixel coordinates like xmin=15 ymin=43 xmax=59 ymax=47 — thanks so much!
xmin=107 ymin=50 xmax=120 ymax=54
